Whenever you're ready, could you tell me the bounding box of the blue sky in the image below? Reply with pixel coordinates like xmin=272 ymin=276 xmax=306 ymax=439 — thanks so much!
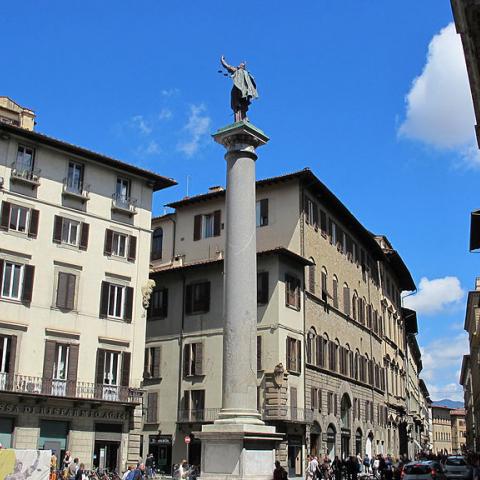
xmin=2 ymin=1 xmax=475 ymax=401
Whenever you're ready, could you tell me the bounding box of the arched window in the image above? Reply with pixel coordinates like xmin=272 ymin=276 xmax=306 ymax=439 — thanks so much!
xmin=340 ymin=394 xmax=352 ymax=430
xmin=354 ymin=351 xmax=360 ymax=380
xmin=366 ymin=304 xmax=372 ymax=329
xmin=321 ymin=267 xmax=328 ymax=302
xmin=343 ymin=283 xmax=350 ymax=316
xmin=373 ymin=309 xmax=378 ymax=334
xmin=355 ymin=428 xmax=363 ymax=456
xmin=307 ymin=327 xmax=317 ymax=365
xmin=352 ymin=291 xmax=358 ymax=320
xmin=151 ymin=227 xmax=163 ymax=260
xmin=332 ymin=275 xmax=339 ymax=309
xmin=308 ymin=259 xmax=316 ymax=294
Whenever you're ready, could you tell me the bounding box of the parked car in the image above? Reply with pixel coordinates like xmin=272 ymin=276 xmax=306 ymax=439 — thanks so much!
xmin=443 ymin=456 xmax=472 ymax=480
xmin=402 ymin=461 xmax=447 ymax=480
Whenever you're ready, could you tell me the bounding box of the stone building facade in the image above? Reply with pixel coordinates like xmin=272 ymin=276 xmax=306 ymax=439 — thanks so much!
xmin=451 ymin=409 xmax=467 ymax=454
xmin=460 ymin=355 xmax=475 ymax=451
xmin=0 ymin=98 xmax=175 ymax=470
xmin=142 ymin=169 xmax=425 ymax=476
xmin=431 ymin=406 xmax=453 ymax=454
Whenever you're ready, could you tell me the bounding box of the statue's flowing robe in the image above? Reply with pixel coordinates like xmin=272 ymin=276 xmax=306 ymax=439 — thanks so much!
xmin=230 ymin=69 xmax=258 ymax=114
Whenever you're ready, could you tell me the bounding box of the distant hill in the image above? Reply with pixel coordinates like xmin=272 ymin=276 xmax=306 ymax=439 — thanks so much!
xmin=432 ymin=399 xmax=464 ymax=409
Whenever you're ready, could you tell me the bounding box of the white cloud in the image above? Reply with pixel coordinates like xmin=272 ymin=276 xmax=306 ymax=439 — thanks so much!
xmin=420 ymin=333 xmax=468 ymax=402
xmin=161 ymin=88 xmax=179 ymax=97
xmin=403 ymin=276 xmax=464 ymax=315
xmin=135 ymin=140 xmax=161 ymax=157
xmin=158 ymin=108 xmax=172 ymax=120
xmin=398 ymin=23 xmax=480 ymax=166
xmin=177 ymin=104 xmax=211 ymax=157
xmin=130 ymin=115 xmax=152 ymax=135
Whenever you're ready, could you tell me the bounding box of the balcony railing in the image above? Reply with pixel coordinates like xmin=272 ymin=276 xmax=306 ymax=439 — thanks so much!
xmin=177 ymin=407 xmax=314 ymax=423
xmin=0 ymin=373 xmax=142 ymax=404
xmin=10 ymin=162 xmax=41 ymax=186
xmin=112 ymin=193 xmax=137 ymax=215
xmin=62 ymin=178 xmax=90 ymax=200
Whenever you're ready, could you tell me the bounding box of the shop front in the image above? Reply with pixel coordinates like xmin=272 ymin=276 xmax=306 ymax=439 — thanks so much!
xmin=148 ymin=435 xmax=172 ymax=474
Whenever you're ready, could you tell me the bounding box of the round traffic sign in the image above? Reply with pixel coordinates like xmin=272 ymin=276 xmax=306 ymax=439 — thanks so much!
xmin=184 ymin=435 xmax=191 ymax=444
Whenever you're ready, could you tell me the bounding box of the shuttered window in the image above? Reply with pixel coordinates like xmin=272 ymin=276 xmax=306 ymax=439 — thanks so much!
xmin=308 ymin=263 xmax=316 ymax=294
xmin=151 ymin=228 xmax=163 ymax=260
xmin=56 ymin=272 xmax=77 ymax=310
xmin=256 ymin=199 xmax=269 ymax=227
xmin=185 ymin=282 xmax=210 ymax=315
xmin=285 ymin=274 xmax=300 ymax=310
xmin=327 ymin=392 xmax=333 ymax=415
xmin=193 ymin=211 xmax=221 ymax=241
xmin=0 ymin=202 xmax=39 ymax=237
xmin=286 ymin=337 xmax=301 ymax=374
xmin=332 ymin=277 xmax=338 ymax=308
xmin=343 ymin=285 xmax=350 ymax=316
xmin=321 ymin=269 xmax=327 ymax=302
xmin=99 ymin=281 xmax=134 ymax=321
xmin=52 ymin=216 xmax=89 ymax=250
xmin=0 ymin=261 xmax=34 ymax=304
xmin=257 ymin=272 xmax=269 ymax=305
xmin=320 ymin=210 xmax=327 ymax=236
xmin=183 ymin=342 xmax=204 ymax=377
xmin=311 ymin=387 xmax=318 ymax=410
xmin=144 ymin=346 xmax=161 ymax=379
xmin=146 ymin=392 xmax=158 ymax=423
xmin=148 ymin=288 xmax=168 ymax=319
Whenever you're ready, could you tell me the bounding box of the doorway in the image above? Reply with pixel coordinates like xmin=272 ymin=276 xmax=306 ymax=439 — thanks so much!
xmin=288 ymin=436 xmax=303 ymax=477
xmin=327 ymin=425 xmax=336 ymax=460
xmin=310 ymin=422 xmax=321 ymax=457
xmin=94 ymin=441 xmax=120 ymax=472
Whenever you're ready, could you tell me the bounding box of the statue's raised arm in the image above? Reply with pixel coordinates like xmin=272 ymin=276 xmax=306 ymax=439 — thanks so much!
xmin=220 ymin=56 xmax=258 ymax=122
xmin=221 ymin=55 xmax=237 ymax=73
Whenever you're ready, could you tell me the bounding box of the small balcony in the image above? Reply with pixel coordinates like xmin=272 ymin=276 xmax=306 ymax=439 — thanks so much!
xmin=0 ymin=373 xmax=142 ymax=404
xmin=62 ymin=178 xmax=90 ymax=202
xmin=10 ymin=162 xmax=41 ymax=187
xmin=111 ymin=193 xmax=137 ymax=215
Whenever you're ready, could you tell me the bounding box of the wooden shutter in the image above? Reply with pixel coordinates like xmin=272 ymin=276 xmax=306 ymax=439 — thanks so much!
xmin=183 ymin=345 xmax=191 ymax=377
xmin=315 ymin=336 xmax=322 ymax=366
xmin=286 ymin=337 xmax=292 ymax=371
xmin=124 ymin=287 xmax=134 ymax=322
xmin=42 ymin=340 xmax=56 ymax=394
xmin=99 ymin=281 xmax=109 ymax=318
xmin=22 ymin=265 xmax=34 ymax=303
xmin=309 ymin=265 xmax=315 ymax=294
xmin=343 ymin=286 xmax=350 ymax=315
xmin=291 ymin=387 xmax=298 ymax=417
xmin=334 ymin=394 xmax=338 ymax=416
xmin=121 ymin=351 xmax=131 ymax=387
xmin=0 ymin=202 xmax=11 ymax=230
xmin=147 ymin=392 xmax=158 ymax=423
xmin=152 ymin=347 xmax=161 ymax=378
xmin=257 ymin=336 xmax=262 ymax=371
xmin=66 ymin=274 xmax=76 ymax=310
xmin=296 ymin=339 xmax=301 ymax=373
xmin=311 ymin=388 xmax=317 ymax=410
xmin=193 ymin=215 xmax=202 ymax=241
xmin=79 ymin=223 xmax=89 ymax=251
xmin=66 ymin=344 xmax=79 ymax=396
xmin=213 ymin=210 xmax=221 ymax=236
xmin=257 ymin=272 xmax=269 ymax=304
xmin=127 ymin=236 xmax=137 ymax=262
xmin=28 ymin=209 xmax=39 ymax=238
xmin=194 ymin=343 xmax=203 ymax=375
xmin=295 ymin=278 xmax=301 ymax=309
xmin=56 ymin=273 xmax=68 ymax=308
xmin=8 ymin=335 xmax=17 ymax=374
xmin=95 ymin=349 xmax=106 ymax=399
xmin=260 ymin=198 xmax=268 ymax=226
xmin=161 ymin=288 xmax=168 ymax=317
xmin=0 ymin=260 xmax=4 ymax=294
xmin=185 ymin=285 xmax=193 ymax=315
xmin=312 ymin=202 xmax=319 ymax=227
xmin=318 ymin=389 xmax=322 ymax=412
xmin=104 ymin=229 xmax=113 ymax=256
xmin=52 ymin=215 xmax=63 ymax=243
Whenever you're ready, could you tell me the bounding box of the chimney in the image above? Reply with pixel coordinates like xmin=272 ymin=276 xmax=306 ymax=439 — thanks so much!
xmin=208 ymin=185 xmax=224 ymax=192
xmin=476 ymin=277 xmax=480 ymax=291
xmin=0 ymin=97 xmax=36 ymax=131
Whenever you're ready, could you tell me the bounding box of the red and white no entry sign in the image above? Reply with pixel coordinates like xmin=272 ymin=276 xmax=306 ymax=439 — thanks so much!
xmin=184 ymin=435 xmax=191 ymax=444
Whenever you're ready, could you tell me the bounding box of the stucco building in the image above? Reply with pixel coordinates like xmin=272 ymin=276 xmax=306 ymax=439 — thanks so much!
xmin=460 ymin=355 xmax=474 ymax=451
xmin=431 ymin=406 xmax=453 ymax=455
xmin=451 ymin=409 xmax=467 ymax=454
xmin=142 ymin=168 xmax=423 ymax=476
xmin=0 ymin=97 xmax=175 ymax=470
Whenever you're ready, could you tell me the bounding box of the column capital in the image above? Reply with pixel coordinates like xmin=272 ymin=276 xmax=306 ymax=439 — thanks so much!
xmin=212 ymin=121 xmax=269 ymax=152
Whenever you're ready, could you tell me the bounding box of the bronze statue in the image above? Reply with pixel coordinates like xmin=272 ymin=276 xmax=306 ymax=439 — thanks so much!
xmin=220 ymin=56 xmax=258 ymax=122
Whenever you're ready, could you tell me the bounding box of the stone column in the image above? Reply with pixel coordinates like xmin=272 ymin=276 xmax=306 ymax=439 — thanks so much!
xmin=197 ymin=121 xmax=282 ymax=479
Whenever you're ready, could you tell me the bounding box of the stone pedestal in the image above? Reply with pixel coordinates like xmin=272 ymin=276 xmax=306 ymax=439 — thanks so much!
xmin=197 ymin=121 xmax=281 ymax=479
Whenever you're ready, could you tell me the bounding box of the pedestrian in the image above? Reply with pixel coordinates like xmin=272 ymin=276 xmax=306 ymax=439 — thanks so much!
xmin=273 ymin=460 xmax=288 ymax=480
xmin=68 ymin=458 xmax=79 ymax=480
xmin=385 ymin=455 xmax=393 ymax=480
xmin=310 ymin=456 xmax=319 ymax=479
xmin=129 ymin=463 xmax=145 ymax=480
xmin=145 ymin=454 xmax=155 ymax=478
xmin=373 ymin=456 xmax=380 ymax=479
xmin=177 ymin=459 xmax=188 ymax=479
xmin=364 ymin=454 xmax=371 ymax=474
xmin=74 ymin=463 xmax=86 ymax=480
xmin=332 ymin=455 xmax=342 ymax=480
xmin=357 ymin=453 xmax=363 ymax=474
xmin=122 ymin=466 xmax=134 ymax=480
xmin=62 ymin=451 xmax=72 ymax=480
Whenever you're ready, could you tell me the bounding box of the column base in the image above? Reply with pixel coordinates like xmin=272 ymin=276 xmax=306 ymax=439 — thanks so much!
xmin=197 ymin=424 xmax=283 ymax=480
